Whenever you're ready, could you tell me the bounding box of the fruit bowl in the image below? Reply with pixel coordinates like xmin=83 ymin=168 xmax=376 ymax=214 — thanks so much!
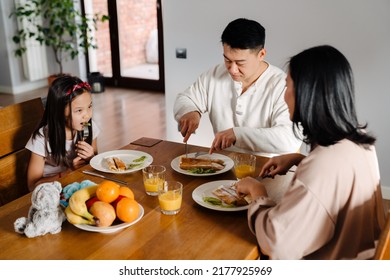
xmin=73 ymin=203 xmax=144 ymax=233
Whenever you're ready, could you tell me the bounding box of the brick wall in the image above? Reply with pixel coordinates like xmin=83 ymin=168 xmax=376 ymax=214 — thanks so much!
xmin=92 ymin=0 xmax=157 ymax=75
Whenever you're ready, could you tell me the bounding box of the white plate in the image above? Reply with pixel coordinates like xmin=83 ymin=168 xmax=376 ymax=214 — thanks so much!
xmin=192 ymin=180 xmax=249 ymax=211
xmin=74 ymin=204 xmax=144 ymax=233
xmin=90 ymin=150 xmax=153 ymax=174
xmin=171 ymin=153 xmax=234 ymax=176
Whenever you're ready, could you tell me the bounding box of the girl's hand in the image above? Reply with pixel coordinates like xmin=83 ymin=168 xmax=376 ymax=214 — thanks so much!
xmin=235 ymin=177 xmax=267 ymax=199
xmin=73 ymin=156 xmax=87 ymax=170
xmin=75 ymin=140 xmax=95 ymax=162
xmin=259 ymin=153 xmax=305 ymax=178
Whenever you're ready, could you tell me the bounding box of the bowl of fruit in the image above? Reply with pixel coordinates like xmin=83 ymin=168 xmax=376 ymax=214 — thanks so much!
xmin=64 ymin=180 xmax=143 ymax=233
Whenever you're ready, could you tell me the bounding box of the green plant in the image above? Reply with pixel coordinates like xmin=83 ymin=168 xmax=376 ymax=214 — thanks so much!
xmin=10 ymin=0 xmax=109 ymax=75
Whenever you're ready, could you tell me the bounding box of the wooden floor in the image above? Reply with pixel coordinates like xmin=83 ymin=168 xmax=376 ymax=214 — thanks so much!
xmin=89 ymin=87 xmax=166 ymax=153
xmin=0 ymin=86 xmax=166 ymax=153
xmin=0 ymin=86 xmax=389 ymax=213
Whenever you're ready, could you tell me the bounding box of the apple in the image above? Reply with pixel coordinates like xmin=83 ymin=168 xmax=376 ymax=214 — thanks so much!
xmin=111 ymin=195 xmax=126 ymax=209
xmin=86 ymin=196 xmax=100 ymax=210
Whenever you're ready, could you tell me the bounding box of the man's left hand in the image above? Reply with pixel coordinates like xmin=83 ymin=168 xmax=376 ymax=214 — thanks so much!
xmin=209 ymin=128 xmax=236 ymax=154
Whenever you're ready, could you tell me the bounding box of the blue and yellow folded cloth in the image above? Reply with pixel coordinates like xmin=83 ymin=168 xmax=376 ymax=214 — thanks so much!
xmin=60 ymin=180 xmax=97 ymax=207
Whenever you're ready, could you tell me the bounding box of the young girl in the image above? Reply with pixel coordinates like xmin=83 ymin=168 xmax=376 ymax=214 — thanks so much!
xmin=236 ymin=45 xmax=385 ymax=259
xmin=26 ymin=75 xmax=100 ymax=191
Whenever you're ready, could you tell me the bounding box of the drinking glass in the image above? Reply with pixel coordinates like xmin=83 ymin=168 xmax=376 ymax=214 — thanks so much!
xmin=233 ymin=153 xmax=256 ymax=180
xmin=142 ymin=165 xmax=166 ymax=196
xmin=158 ymin=181 xmax=183 ymax=215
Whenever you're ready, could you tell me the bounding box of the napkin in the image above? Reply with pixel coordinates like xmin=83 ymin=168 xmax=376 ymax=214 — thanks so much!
xmin=60 ymin=180 xmax=97 ymax=207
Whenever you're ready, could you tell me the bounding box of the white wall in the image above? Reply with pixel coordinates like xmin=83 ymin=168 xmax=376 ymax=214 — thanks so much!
xmin=162 ymin=0 xmax=390 ymax=197
xmin=0 ymin=0 xmax=85 ymax=94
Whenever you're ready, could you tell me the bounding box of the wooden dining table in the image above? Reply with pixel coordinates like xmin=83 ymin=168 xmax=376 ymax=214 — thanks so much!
xmin=0 ymin=137 xmax=292 ymax=260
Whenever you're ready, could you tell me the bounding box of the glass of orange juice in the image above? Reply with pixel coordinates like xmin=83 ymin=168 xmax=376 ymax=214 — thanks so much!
xmin=142 ymin=165 xmax=166 ymax=196
xmin=233 ymin=153 xmax=256 ymax=180
xmin=158 ymin=181 xmax=183 ymax=215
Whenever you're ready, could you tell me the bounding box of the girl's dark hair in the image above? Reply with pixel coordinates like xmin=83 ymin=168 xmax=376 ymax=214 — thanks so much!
xmin=33 ymin=75 xmax=92 ymax=167
xmin=289 ymin=45 xmax=375 ymax=147
xmin=221 ymin=18 xmax=265 ymax=51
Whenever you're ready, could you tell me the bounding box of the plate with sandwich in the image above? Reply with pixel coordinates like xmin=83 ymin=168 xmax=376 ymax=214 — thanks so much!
xmin=171 ymin=153 xmax=234 ymax=176
xmin=90 ymin=150 xmax=153 ymax=174
xmin=192 ymin=180 xmax=251 ymax=211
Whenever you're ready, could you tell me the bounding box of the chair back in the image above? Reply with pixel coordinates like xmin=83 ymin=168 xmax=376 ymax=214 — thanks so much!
xmin=0 ymin=98 xmax=44 ymax=206
xmin=374 ymin=210 xmax=390 ymax=260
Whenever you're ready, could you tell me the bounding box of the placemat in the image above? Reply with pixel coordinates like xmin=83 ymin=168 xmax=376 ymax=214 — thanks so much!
xmin=130 ymin=137 xmax=162 ymax=147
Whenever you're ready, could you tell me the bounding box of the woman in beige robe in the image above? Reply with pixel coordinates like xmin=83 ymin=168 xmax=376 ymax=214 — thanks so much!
xmin=236 ymin=45 xmax=385 ymax=260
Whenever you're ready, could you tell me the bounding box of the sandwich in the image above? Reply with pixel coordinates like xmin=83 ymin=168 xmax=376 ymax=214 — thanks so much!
xmin=212 ymin=184 xmax=251 ymax=206
xmin=179 ymin=156 xmax=225 ymax=173
xmin=105 ymin=157 xmax=126 ymax=171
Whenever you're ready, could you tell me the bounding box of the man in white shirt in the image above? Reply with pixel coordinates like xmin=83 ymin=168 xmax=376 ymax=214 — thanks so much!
xmin=174 ymin=18 xmax=302 ymax=156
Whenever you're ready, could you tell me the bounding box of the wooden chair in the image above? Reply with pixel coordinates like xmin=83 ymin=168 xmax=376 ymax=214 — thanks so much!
xmin=0 ymin=98 xmax=44 ymax=206
xmin=374 ymin=210 xmax=390 ymax=260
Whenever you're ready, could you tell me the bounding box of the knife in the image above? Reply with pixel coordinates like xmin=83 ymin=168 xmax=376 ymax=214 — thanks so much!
xmin=185 ymin=142 xmax=188 ymax=158
xmin=82 ymin=170 xmax=128 ymax=185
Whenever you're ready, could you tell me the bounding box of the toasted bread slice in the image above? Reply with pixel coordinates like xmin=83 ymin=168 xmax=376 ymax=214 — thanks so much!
xmin=179 ymin=157 xmax=225 ymax=171
xmin=105 ymin=157 xmax=117 ymax=171
xmin=105 ymin=157 xmax=126 ymax=171
xmin=113 ymin=157 xmax=126 ymax=171
xmin=196 ymin=156 xmax=225 ymax=166
xmin=212 ymin=184 xmax=251 ymax=206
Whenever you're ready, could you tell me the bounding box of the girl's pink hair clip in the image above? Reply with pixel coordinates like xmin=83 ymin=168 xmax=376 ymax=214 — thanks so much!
xmin=66 ymin=82 xmax=92 ymax=96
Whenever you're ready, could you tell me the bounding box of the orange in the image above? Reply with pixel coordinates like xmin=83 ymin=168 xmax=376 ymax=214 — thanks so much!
xmin=116 ymin=197 xmax=140 ymax=223
xmin=119 ymin=186 xmax=134 ymax=200
xmin=96 ymin=180 xmax=120 ymax=203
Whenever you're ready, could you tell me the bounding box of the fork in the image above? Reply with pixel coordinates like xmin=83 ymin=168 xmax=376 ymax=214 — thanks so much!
xmin=82 ymin=125 xmax=89 ymax=141
xmin=194 ymin=151 xmax=207 ymax=157
xmin=77 ymin=125 xmax=89 ymax=141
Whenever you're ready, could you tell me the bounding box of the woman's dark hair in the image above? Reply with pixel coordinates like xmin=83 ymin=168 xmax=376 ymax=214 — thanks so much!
xmin=221 ymin=18 xmax=265 ymax=51
xmin=33 ymin=75 xmax=92 ymax=167
xmin=289 ymin=45 xmax=375 ymax=147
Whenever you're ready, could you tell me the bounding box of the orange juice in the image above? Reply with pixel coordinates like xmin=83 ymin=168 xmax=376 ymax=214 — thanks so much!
xmin=158 ymin=181 xmax=183 ymax=215
xmin=158 ymin=190 xmax=182 ymax=212
xmin=144 ymin=177 xmax=165 ymax=193
xmin=235 ymin=164 xmax=255 ymax=179
xmin=142 ymin=165 xmax=166 ymax=196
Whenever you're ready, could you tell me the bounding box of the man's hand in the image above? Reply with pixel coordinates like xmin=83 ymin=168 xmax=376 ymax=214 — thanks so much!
xmin=209 ymin=128 xmax=236 ymax=154
xmin=179 ymin=111 xmax=201 ymax=142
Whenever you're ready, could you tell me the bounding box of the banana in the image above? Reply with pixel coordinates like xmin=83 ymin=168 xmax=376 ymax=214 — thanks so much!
xmin=69 ymin=185 xmax=98 ymax=223
xmin=64 ymin=206 xmax=95 ymax=225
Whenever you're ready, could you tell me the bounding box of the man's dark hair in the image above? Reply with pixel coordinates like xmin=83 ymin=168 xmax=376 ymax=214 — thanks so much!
xmin=221 ymin=18 xmax=265 ymax=51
